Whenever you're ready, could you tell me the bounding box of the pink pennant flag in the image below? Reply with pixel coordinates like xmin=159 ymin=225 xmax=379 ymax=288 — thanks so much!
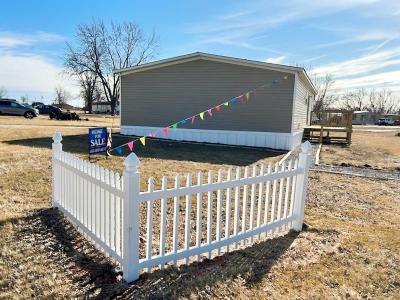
xmin=149 ymin=132 xmax=156 ymax=137
xmin=163 ymin=127 xmax=169 ymax=137
xmin=127 ymin=141 xmax=134 ymax=151
xmin=207 ymin=108 xmax=213 ymax=116
xmin=191 ymin=115 xmax=196 ymax=124
xmin=238 ymin=95 xmax=245 ymax=103
xmin=215 ymin=105 xmax=221 ymax=112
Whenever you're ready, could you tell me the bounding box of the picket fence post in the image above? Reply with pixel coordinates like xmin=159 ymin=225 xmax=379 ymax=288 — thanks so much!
xmin=52 ymin=132 xmax=63 ymax=208
xmin=122 ymin=152 xmax=141 ymax=282
xmin=293 ymin=141 xmax=312 ymax=231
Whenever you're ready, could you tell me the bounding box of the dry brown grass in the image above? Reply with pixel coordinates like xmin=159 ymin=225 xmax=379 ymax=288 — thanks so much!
xmin=320 ymin=128 xmax=400 ymax=170
xmin=0 ymin=118 xmax=399 ymax=299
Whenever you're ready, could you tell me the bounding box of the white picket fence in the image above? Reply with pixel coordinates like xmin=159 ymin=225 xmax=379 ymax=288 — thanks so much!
xmin=52 ymin=132 xmax=312 ymax=282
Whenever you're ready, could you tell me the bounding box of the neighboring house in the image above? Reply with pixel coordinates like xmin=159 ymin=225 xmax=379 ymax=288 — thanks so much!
xmin=92 ymin=101 xmax=120 ymax=114
xmin=114 ymin=52 xmax=317 ymax=150
xmin=352 ymin=111 xmax=400 ymax=125
xmin=352 ymin=111 xmax=376 ymax=125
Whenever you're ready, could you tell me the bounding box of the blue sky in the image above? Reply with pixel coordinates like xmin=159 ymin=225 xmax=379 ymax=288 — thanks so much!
xmin=0 ymin=0 xmax=399 ymax=105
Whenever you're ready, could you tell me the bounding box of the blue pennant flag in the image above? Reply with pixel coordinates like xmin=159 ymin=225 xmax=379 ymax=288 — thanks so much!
xmin=115 ymin=147 xmax=122 ymax=155
xmin=230 ymin=98 xmax=237 ymax=105
xmin=180 ymin=118 xmax=188 ymax=125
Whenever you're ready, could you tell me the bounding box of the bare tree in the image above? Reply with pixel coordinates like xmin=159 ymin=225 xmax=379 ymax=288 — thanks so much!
xmin=20 ymin=95 xmax=29 ymax=104
xmin=341 ymin=88 xmax=367 ymax=111
xmin=367 ymin=88 xmax=399 ymax=114
xmin=65 ymin=20 xmax=158 ymax=114
xmin=311 ymin=74 xmax=338 ymax=114
xmin=78 ymin=71 xmax=97 ymax=113
xmin=0 ymin=86 xmax=7 ymax=99
xmin=54 ymin=86 xmax=72 ymax=106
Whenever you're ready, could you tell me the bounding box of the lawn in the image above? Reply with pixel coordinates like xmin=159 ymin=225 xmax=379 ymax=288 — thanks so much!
xmin=0 ymin=118 xmax=399 ymax=299
xmin=319 ymin=126 xmax=400 ymax=170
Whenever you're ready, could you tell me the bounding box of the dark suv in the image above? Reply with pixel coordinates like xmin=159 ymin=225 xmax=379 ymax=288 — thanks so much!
xmin=0 ymin=99 xmax=38 ymax=118
xmin=37 ymin=104 xmax=61 ymax=116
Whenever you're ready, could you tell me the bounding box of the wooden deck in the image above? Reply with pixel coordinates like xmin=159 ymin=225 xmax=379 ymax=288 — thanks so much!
xmin=304 ymin=110 xmax=353 ymax=145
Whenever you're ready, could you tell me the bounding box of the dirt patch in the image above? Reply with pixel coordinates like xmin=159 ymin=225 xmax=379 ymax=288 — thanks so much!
xmin=320 ymin=129 xmax=400 ymax=171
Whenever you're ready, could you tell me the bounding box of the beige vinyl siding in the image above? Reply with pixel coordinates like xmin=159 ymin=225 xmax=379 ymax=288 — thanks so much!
xmin=292 ymin=76 xmax=313 ymax=132
xmin=121 ymin=59 xmax=295 ymax=133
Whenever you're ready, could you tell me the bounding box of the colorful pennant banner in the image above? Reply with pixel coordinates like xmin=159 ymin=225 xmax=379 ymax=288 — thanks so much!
xmin=110 ymin=76 xmax=288 ymax=155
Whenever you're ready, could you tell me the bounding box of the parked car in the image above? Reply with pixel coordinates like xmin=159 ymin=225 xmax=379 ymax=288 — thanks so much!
xmin=0 ymin=99 xmax=38 ymax=118
xmin=37 ymin=104 xmax=61 ymax=116
xmin=394 ymin=119 xmax=400 ymax=126
xmin=49 ymin=109 xmax=81 ymax=120
xmin=31 ymin=101 xmax=45 ymax=108
xmin=377 ymin=118 xmax=394 ymax=126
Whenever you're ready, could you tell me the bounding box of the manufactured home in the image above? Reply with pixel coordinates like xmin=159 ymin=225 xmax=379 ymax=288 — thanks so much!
xmin=115 ymin=52 xmax=317 ymax=150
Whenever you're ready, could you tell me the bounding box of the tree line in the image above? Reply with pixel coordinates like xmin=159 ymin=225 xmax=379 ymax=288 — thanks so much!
xmin=312 ymin=74 xmax=400 ymax=115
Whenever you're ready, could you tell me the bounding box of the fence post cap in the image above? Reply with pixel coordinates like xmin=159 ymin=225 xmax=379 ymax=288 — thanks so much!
xmin=52 ymin=132 xmax=62 ymax=143
xmin=301 ymin=141 xmax=312 ymax=154
xmin=124 ymin=152 xmax=140 ymax=169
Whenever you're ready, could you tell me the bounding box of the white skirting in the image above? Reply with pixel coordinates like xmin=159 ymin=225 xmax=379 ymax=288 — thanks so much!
xmin=120 ymin=126 xmax=304 ymax=150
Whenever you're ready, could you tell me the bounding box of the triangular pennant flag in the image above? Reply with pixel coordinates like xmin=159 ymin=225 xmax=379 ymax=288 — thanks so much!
xmin=180 ymin=119 xmax=188 ymax=125
xmin=140 ymin=136 xmax=146 ymax=146
xmin=224 ymin=101 xmax=229 ymax=106
xmin=163 ymin=127 xmax=169 ymax=137
xmin=283 ymin=75 xmax=288 ymax=80
xmin=207 ymin=109 xmax=213 ymax=116
xmin=149 ymin=131 xmax=156 ymax=137
xmin=230 ymin=98 xmax=237 ymax=105
xmin=107 ymin=130 xmax=112 ymax=147
xmin=245 ymin=92 xmax=250 ymax=100
xmin=251 ymin=89 xmax=257 ymax=97
xmin=127 ymin=141 xmax=134 ymax=151
xmin=199 ymin=112 xmax=205 ymax=120
xmin=238 ymin=95 xmax=245 ymax=103
xmin=115 ymin=147 xmax=122 ymax=155
xmin=170 ymin=123 xmax=178 ymax=129
xmin=215 ymin=105 xmax=221 ymax=112
xmin=191 ymin=115 xmax=196 ymax=124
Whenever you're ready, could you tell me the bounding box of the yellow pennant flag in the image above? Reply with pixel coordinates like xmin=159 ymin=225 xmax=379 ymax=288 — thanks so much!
xmin=284 ymin=75 xmax=288 ymax=80
xmin=140 ymin=136 xmax=146 ymax=146
xmin=224 ymin=102 xmax=229 ymax=106
xmin=246 ymin=92 xmax=250 ymax=100
xmin=199 ymin=112 xmax=205 ymax=120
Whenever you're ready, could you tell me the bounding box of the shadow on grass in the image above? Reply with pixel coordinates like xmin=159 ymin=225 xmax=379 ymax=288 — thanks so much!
xmin=3 ymin=208 xmax=299 ymax=299
xmin=5 ymin=133 xmax=284 ymax=166
xmin=122 ymin=231 xmax=299 ymax=299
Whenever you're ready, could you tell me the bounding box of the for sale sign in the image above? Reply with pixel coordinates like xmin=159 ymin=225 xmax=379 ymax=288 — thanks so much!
xmin=89 ymin=127 xmax=108 ymax=155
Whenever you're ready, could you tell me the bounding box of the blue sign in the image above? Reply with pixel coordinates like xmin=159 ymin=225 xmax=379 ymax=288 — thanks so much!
xmin=89 ymin=127 xmax=107 ymax=155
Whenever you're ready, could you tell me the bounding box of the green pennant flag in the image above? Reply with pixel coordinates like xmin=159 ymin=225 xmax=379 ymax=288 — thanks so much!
xmin=171 ymin=123 xmax=178 ymax=129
